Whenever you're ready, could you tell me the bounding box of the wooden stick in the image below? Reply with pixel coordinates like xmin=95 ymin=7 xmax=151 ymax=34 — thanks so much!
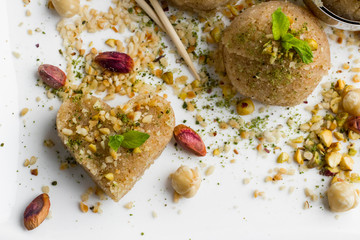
xmin=135 ymin=0 xmax=165 ymax=31
xmin=149 ymin=0 xmax=201 ymax=80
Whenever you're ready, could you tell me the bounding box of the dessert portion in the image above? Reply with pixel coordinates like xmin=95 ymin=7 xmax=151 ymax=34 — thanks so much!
xmin=322 ymin=0 xmax=360 ymax=21
xmin=221 ymin=1 xmax=330 ymax=106
xmin=167 ymin=0 xmax=231 ymax=12
xmin=57 ymin=94 xmax=175 ymax=201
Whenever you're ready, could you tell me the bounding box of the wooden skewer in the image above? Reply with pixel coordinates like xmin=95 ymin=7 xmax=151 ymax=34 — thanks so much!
xmin=135 ymin=0 xmax=165 ymax=31
xmin=149 ymin=0 xmax=201 ymax=80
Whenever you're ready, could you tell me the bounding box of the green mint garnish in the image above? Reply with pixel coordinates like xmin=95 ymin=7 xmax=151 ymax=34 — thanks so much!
xmin=108 ymin=131 xmax=150 ymax=151
xmin=108 ymin=135 xmax=124 ymax=151
xmin=121 ymin=131 xmax=150 ymax=149
xmin=281 ymin=33 xmax=314 ymax=64
xmin=272 ymin=8 xmax=290 ymax=41
xmin=271 ymin=8 xmax=313 ymax=64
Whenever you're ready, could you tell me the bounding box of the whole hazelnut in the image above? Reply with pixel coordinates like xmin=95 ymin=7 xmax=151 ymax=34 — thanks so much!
xmin=171 ymin=165 xmax=201 ymax=198
xmin=343 ymin=88 xmax=360 ymax=116
xmin=327 ymin=181 xmax=360 ymax=212
xmin=51 ymin=0 xmax=80 ymax=18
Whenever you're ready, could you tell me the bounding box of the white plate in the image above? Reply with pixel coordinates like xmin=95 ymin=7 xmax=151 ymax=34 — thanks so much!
xmin=3 ymin=0 xmax=360 ymax=239
xmin=0 ymin=0 xmax=19 ymax=225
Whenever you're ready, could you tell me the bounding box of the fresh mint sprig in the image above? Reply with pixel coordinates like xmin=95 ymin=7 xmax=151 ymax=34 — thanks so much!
xmin=108 ymin=131 xmax=150 ymax=151
xmin=108 ymin=135 xmax=124 ymax=152
xmin=271 ymin=8 xmax=313 ymax=64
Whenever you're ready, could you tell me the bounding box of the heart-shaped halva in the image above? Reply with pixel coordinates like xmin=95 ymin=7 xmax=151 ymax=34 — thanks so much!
xmin=56 ymin=94 xmax=175 ymax=201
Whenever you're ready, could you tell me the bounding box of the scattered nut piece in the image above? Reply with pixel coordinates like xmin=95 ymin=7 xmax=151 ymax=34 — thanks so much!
xmin=339 ymin=154 xmax=354 ymax=171
xmin=91 ymin=202 xmax=102 ymax=213
xmin=205 ymin=166 xmax=215 ymax=176
xmin=254 ymin=190 xmax=265 ymax=198
xmin=104 ymin=173 xmax=114 ymax=181
xmin=62 ymin=128 xmax=73 ymax=136
xmin=24 ymin=159 xmax=30 ymax=167
xmin=325 ymin=152 xmax=342 ymax=168
xmin=330 ymin=97 xmax=342 ymax=113
xmin=44 ymin=139 xmax=55 ymax=148
xmin=348 ymin=130 xmax=360 ymax=140
xmin=305 ymin=188 xmax=319 ymax=201
xmin=105 ymin=39 xmax=116 ymax=48
xmin=41 ymin=186 xmax=49 ymax=194
xmin=304 ymin=201 xmax=310 ymax=209
xmin=291 ymin=136 xmax=304 ymax=143
xmin=294 ymin=149 xmax=304 ymax=164
xmin=318 ymin=129 xmax=333 ymax=148
xmin=161 ymin=72 xmax=173 ymax=85
xmin=213 ymin=148 xmax=220 ymax=156
xmin=12 ymin=51 xmax=21 ymax=58
xmin=124 ymin=202 xmax=134 ymax=209
xmin=353 ymin=74 xmax=360 ymax=83
xmin=277 ymin=152 xmax=289 ymax=163
xmin=333 ymin=132 xmax=344 ymax=141
xmin=30 ymin=169 xmax=38 ymax=176
xmin=329 ymin=142 xmax=342 ymax=152
xmin=29 ymin=156 xmax=37 ymax=165
xmin=334 ymin=79 xmax=345 ymax=91
xmin=79 ymin=202 xmax=89 ymax=213
xmin=20 ymin=108 xmax=29 ymax=117
xmin=210 ymin=27 xmax=221 ymax=43
xmin=243 ymin=178 xmax=250 ymax=184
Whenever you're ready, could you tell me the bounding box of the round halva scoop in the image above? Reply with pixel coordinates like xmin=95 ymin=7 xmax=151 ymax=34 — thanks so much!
xmin=221 ymin=1 xmax=330 ymax=106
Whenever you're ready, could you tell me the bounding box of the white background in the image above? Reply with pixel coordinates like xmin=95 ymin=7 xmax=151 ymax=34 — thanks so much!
xmin=1 ymin=0 xmax=360 ymax=239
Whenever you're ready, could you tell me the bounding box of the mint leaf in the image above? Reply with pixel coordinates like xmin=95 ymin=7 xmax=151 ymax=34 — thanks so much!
xmin=271 ymin=8 xmax=290 ymax=41
xmin=108 ymin=135 xmax=124 ymax=151
xmin=281 ymin=33 xmax=313 ymax=64
xmin=121 ymin=131 xmax=150 ymax=149
xmin=271 ymin=8 xmax=313 ymax=64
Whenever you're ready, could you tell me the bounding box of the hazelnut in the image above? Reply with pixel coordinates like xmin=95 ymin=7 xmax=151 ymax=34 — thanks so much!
xmin=171 ymin=165 xmax=201 ymax=198
xmin=343 ymin=88 xmax=360 ymax=116
xmin=236 ymin=98 xmax=255 ymax=115
xmin=327 ymin=181 xmax=360 ymax=212
xmin=51 ymin=0 xmax=80 ymax=18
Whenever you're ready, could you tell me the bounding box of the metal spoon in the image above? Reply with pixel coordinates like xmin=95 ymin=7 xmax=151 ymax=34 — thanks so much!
xmin=303 ymin=0 xmax=360 ymax=31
